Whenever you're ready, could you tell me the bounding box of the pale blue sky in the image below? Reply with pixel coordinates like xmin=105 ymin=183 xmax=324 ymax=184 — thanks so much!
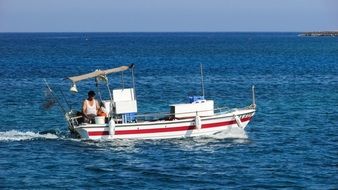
xmin=0 ymin=0 xmax=337 ymax=32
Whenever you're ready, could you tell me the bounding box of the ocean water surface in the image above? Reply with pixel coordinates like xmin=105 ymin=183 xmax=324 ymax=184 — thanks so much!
xmin=0 ymin=33 xmax=337 ymax=189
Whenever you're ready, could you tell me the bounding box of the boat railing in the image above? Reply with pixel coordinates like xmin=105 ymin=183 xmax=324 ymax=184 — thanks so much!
xmin=132 ymin=104 xmax=256 ymax=122
xmin=131 ymin=106 xmax=234 ymax=122
xmin=67 ymin=104 xmax=255 ymax=124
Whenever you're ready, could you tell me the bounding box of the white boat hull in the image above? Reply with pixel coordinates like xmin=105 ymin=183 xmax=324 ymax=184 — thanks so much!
xmin=73 ymin=108 xmax=255 ymax=140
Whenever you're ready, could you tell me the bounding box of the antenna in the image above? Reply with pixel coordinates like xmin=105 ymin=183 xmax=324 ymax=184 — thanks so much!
xmin=252 ymin=85 xmax=256 ymax=107
xmin=131 ymin=65 xmax=137 ymax=100
xmin=200 ymin=64 xmax=205 ymax=98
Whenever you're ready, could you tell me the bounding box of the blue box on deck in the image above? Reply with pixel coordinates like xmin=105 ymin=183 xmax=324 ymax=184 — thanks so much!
xmin=188 ymin=96 xmax=205 ymax=103
xmin=122 ymin=112 xmax=136 ymax=123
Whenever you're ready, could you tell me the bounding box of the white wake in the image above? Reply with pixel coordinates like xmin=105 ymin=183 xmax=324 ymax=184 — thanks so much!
xmin=0 ymin=130 xmax=59 ymax=141
xmin=210 ymin=126 xmax=248 ymax=139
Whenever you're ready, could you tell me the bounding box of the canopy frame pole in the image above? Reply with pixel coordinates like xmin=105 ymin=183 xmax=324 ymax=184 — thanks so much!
xmin=105 ymin=75 xmax=114 ymax=118
xmin=95 ymin=78 xmax=103 ymax=103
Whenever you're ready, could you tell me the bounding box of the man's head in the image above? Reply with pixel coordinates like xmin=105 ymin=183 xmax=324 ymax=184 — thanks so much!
xmin=88 ymin=91 xmax=96 ymax=100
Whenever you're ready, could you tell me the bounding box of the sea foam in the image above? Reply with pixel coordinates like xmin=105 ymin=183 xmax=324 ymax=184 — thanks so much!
xmin=210 ymin=126 xmax=248 ymax=139
xmin=0 ymin=130 xmax=58 ymax=141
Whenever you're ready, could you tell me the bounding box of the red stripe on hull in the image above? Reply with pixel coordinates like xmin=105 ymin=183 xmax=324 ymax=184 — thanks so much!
xmin=116 ymin=125 xmax=195 ymax=135
xmin=88 ymin=131 xmax=109 ymax=136
xmin=203 ymin=116 xmax=251 ymax=128
xmin=88 ymin=117 xmax=252 ymax=136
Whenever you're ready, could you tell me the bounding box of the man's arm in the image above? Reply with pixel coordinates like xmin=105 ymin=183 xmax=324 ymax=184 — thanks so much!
xmin=82 ymin=100 xmax=87 ymax=117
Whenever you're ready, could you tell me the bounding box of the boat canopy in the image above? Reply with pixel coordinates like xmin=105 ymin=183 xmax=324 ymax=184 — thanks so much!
xmin=68 ymin=65 xmax=132 ymax=83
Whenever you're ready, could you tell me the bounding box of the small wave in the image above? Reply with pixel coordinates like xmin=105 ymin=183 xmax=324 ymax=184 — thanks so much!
xmin=172 ymin=126 xmax=249 ymax=151
xmin=84 ymin=165 xmax=115 ymax=172
xmin=83 ymin=139 xmax=140 ymax=153
xmin=0 ymin=130 xmax=59 ymax=141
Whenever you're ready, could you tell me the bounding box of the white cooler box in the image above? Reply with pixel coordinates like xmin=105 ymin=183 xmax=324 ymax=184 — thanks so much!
xmin=170 ymin=100 xmax=214 ymax=118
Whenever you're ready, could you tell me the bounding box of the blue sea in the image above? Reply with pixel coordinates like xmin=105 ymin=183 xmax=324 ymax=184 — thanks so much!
xmin=0 ymin=33 xmax=337 ymax=189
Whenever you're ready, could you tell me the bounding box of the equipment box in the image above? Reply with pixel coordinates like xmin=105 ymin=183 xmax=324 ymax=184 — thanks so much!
xmin=170 ymin=100 xmax=214 ymax=118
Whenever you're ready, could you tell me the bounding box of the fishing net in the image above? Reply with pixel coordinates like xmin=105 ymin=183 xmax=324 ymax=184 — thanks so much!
xmin=42 ymin=88 xmax=56 ymax=110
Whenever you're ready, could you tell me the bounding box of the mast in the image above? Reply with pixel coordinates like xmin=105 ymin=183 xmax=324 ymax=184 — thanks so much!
xmin=131 ymin=64 xmax=137 ymax=100
xmin=252 ymin=85 xmax=256 ymax=107
xmin=200 ymin=64 xmax=205 ymax=98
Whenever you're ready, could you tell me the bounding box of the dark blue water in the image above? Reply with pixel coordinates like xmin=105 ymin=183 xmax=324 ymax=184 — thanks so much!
xmin=0 ymin=33 xmax=337 ymax=189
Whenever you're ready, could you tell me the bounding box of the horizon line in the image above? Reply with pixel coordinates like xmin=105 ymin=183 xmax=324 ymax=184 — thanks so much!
xmin=1 ymin=29 xmax=337 ymax=33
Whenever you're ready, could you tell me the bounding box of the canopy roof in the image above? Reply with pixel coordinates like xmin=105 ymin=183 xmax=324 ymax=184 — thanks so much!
xmin=68 ymin=65 xmax=132 ymax=83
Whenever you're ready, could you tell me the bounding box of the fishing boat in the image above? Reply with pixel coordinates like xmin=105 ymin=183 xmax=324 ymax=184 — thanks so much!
xmin=49 ymin=64 xmax=256 ymax=140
